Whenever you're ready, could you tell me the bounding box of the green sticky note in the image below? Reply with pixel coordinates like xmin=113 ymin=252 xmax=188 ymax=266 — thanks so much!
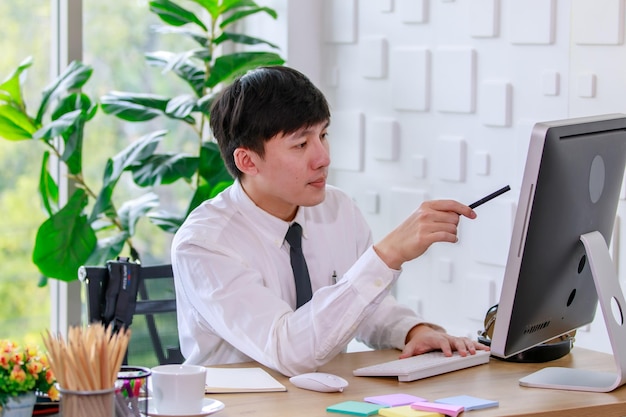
xmin=326 ymin=400 xmax=383 ymax=416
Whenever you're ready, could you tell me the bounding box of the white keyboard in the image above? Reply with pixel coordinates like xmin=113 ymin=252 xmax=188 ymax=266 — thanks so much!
xmin=353 ymin=350 xmax=491 ymax=382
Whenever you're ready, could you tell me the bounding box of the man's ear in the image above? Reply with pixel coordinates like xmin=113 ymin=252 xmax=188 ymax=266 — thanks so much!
xmin=233 ymin=148 xmax=258 ymax=176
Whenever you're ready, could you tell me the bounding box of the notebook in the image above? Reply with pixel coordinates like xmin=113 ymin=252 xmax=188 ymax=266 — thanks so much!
xmin=204 ymin=367 xmax=287 ymax=393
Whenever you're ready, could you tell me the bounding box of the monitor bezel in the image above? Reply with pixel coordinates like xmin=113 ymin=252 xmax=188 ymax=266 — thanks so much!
xmin=491 ymin=113 xmax=626 ymax=360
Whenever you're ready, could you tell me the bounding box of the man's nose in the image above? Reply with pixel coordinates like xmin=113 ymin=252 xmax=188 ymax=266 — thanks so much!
xmin=311 ymin=138 xmax=330 ymax=168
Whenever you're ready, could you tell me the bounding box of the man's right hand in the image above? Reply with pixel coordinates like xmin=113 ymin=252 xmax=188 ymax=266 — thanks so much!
xmin=373 ymin=200 xmax=476 ymax=270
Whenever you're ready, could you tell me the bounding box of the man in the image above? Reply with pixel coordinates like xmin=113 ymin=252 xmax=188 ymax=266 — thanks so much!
xmin=172 ymin=65 xmax=488 ymax=376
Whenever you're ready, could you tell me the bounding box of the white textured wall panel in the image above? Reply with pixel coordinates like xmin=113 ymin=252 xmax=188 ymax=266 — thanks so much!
xmin=370 ymin=117 xmax=400 ymax=161
xmin=397 ymin=0 xmax=428 ymax=23
xmin=411 ymin=154 xmax=427 ymax=178
xmin=470 ymin=199 xmax=514 ymax=266
xmin=391 ymin=47 xmax=431 ymax=111
xmin=434 ymin=136 xmax=467 ymax=182
xmin=389 ymin=187 xmax=428 ymax=229
xmin=323 ymin=0 xmax=357 ymax=43
xmin=509 ymin=0 xmax=555 ymax=45
xmin=577 ymin=73 xmax=597 ymax=98
xmin=572 ymin=0 xmax=624 ymax=45
xmin=542 ymin=70 xmax=560 ymax=96
xmin=329 ymin=111 xmax=365 ymax=171
xmin=469 ymin=0 xmax=499 ymax=38
xmin=473 ymin=151 xmax=490 ymax=176
xmin=379 ymin=0 xmax=394 ymax=13
xmin=464 ymin=275 xmax=497 ymax=321
xmin=359 ymin=36 xmax=388 ymax=79
xmin=271 ymin=0 xmax=626 ymax=353
xmin=436 ymin=257 xmax=453 ymax=283
xmin=480 ymin=80 xmax=512 ymax=127
xmin=434 ymin=47 xmax=476 ymax=113
xmin=358 ymin=190 xmax=380 ymax=214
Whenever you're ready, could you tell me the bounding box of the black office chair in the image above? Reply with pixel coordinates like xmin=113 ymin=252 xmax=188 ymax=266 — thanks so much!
xmin=78 ymin=258 xmax=185 ymax=366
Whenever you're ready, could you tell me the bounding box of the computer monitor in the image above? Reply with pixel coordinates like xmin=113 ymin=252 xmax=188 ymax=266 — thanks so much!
xmin=490 ymin=113 xmax=626 ymax=392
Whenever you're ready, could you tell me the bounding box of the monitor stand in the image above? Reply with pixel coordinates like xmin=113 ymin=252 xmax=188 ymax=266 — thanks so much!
xmin=519 ymin=231 xmax=626 ymax=392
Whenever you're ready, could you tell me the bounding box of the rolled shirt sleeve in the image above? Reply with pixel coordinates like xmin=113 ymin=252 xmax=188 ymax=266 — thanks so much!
xmin=172 ymin=181 xmax=425 ymax=376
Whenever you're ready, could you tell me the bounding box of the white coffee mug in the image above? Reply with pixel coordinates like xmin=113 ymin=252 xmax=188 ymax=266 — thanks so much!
xmin=151 ymin=364 xmax=207 ymax=414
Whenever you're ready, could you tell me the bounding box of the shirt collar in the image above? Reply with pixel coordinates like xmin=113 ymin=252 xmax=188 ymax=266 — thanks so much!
xmin=230 ymin=180 xmax=308 ymax=247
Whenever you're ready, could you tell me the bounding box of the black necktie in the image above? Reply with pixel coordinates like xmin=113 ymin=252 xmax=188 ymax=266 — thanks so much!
xmin=285 ymin=222 xmax=313 ymax=308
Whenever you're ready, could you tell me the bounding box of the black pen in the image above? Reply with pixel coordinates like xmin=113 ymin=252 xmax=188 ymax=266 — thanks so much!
xmin=469 ymin=185 xmax=511 ymax=209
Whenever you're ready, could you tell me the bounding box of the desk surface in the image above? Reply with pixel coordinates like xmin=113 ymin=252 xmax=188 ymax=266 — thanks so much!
xmin=207 ymin=347 xmax=626 ymax=417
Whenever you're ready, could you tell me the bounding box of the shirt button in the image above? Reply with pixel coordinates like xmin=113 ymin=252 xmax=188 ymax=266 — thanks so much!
xmin=374 ymin=278 xmax=383 ymax=287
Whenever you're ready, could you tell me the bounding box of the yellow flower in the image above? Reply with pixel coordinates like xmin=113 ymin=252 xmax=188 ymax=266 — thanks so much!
xmin=0 ymin=339 xmax=57 ymax=407
xmin=45 ymin=369 xmax=54 ymax=385
xmin=47 ymin=385 xmax=60 ymax=401
xmin=10 ymin=365 xmax=26 ymax=383
xmin=26 ymin=360 xmax=43 ymax=377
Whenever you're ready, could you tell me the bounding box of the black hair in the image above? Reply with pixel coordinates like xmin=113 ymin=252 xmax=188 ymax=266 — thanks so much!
xmin=209 ymin=66 xmax=331 ymax=180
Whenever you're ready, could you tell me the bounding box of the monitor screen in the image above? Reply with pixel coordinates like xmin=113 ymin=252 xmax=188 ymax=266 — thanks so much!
xmin=490 ymin=113 xmax=626 ymax=392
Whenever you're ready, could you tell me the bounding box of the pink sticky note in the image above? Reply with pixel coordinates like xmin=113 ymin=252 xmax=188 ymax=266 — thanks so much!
xmin=364 ymin=394 xmax=427 ymax=407
xmin=411 ymin=401 xmax=464 ymax=417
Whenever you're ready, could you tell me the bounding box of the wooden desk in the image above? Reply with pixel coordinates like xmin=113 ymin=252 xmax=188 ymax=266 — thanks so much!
xmin=207 ymin=347 xmax=626 ymax=417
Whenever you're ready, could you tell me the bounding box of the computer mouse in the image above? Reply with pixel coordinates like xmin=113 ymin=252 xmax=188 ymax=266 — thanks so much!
xmin=289 ymin=372 xmax=349 ymax=392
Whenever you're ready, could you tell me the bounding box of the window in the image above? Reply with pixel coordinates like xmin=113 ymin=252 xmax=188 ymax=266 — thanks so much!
xmin=0 ymin=1 xmax=52 ymax=344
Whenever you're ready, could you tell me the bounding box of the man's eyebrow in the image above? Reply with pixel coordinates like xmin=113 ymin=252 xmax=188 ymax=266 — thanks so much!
xmin=294 ymin=121 xmax=330 ymax=137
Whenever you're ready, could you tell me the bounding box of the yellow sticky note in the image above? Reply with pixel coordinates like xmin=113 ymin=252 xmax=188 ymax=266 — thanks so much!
xmin=378 ymin=406 xmax=442 ymax=417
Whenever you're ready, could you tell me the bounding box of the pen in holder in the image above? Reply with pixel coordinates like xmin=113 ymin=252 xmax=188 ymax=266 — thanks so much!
xmin=58 ymin=386 xmax=115 ymax=417
xmin=43 ymin=324 xmax=131 ymax=417
xmin=115 ymin=366 xmax=151 ymax=417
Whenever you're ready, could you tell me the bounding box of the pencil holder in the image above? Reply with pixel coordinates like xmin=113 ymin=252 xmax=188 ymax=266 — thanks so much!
xmin=115 ymin=366 xmax=151 ymax=417
xmin=58 ymin=386 xmax=115 ymax=417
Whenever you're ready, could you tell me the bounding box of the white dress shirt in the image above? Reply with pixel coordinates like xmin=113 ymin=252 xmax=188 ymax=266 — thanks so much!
xmin=171 ymin=180 xmax=424 ymax=376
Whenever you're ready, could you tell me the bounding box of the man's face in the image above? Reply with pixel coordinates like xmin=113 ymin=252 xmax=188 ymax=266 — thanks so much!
xmin=241 ymin=120 xmax=331 ymax=221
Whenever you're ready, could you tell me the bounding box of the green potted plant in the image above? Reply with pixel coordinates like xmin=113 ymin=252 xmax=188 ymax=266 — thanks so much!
xmin=0 ymin=0 xmax=284 ymax=283
xmin=0 ymin=340 xmax=58 ymax=416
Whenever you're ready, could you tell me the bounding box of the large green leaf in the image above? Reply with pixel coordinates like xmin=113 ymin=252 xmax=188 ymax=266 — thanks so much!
xmin=213 ymin=32 xmax=279 ymax=49
xmin=152 ymin=25 xmax=209 ymax=47
xmin=43 ymin=94 xmax=97 ymax=174
xmin=146 ymin=51 xmax=207 ymax=97
xmin=86 ymin=232 xmax=129 ymax=267
xmin=38 ymin=151 xmax=59 ymax=217
xmin=206 ymin=52 xmax=285 ymax=88
xmin=34 ymin=109 xmax=87 ymax=174
xmin=105 ymin=131 xmax=164 ymax=186
xmin=118 ymin=193 xmax=159 ymax=236
xmin=91 ymin=131 xmax=165 ymax=222
xmin=161 ymin=49 xmax=211 ymax=73
xmin=0 ymin=56 xmax=33 ymax=108
xmin=52 ymin=92 xmax=97 ymax=122
xmin=219 ymin=6 xmax=277 ymax=29
xmin=186 ymin=159 xmax=232 ymax=214
xmin=147 ymin=210 xmax=185 ymax=233
xmin=149 ymin=0 xmax=208 ymax=31
xmin=219 ymin=0 xmax=260 ymax=14
xmin=185 ymin=179 xmax=232 ymax=215
xmin=33 ymin=110 xmax=82 ymax=142
xmin=32 ymin=189 xmax=97 ymax=282
xmin=165 ymin=94 xmax=197 ymax=120
xmin=199 ymin=141 xmax=233 ymax=187
xmin=131 ymin=153 xmax=198 ymax=187
xmin=186 ymin=0 xmax=219 ymax=18
xmin=0 ymin=104 xmax=37 ymax=140
xmin=100 ymin=92 xmax=170 ymax=122
xmin=195 ymin=92 xmax=218 ymax=117
xmin=62 ymin=122 xmax=84 ymax=175
xmin=36 ymin=61 xmax=92 ymax=125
